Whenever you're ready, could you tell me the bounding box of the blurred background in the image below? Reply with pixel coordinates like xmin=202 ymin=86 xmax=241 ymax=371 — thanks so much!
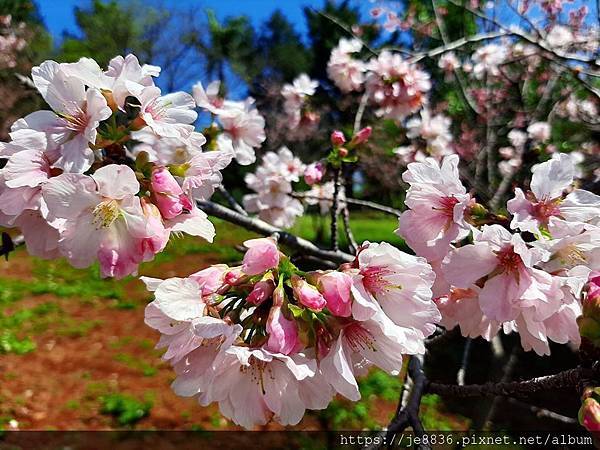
xmin=0 ymin=0 xmax=584 ymax=435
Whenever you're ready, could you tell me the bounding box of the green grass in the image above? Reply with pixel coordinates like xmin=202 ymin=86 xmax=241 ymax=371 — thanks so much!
xmin=317 ymin=369 xmax=403 ymax=430
xmin=291 ymin=211 xmax=408 ymax=252
xmin=114 ymin=352 xmax=158 ymax=377
xmin=100 ymin=393 xmax=152 ymax=426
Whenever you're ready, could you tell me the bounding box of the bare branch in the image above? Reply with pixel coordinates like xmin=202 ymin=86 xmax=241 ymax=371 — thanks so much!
xmin=216 ymin=185 xmax=247 ymax=216
xmin=196 ymin=199 xmax=354 ymax=265
xmin=293 ymin=192 xmax=403 ymax=217
xmin=428 ymin=365 xmax=599 ymax=399
xmin=330 ymin=168 xmax=342 ymax=251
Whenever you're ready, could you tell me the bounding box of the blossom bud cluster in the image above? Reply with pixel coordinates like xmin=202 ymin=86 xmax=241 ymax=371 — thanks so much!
xmin=143 ymin=237 xmax=441 ymax=428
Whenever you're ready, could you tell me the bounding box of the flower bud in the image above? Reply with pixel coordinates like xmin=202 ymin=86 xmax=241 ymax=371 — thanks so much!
xmin=579 ymin=396 xmax=600 ymax=432
xmin=338 ymin=147 xmax=349 ymax=158
xmin=247 ymin=273 xmax=275 ymax=306
xmin=579 ymin=273 xmax=600 ymax=348
xmin=291 ymin=275 xmax=326 ymax=311
xmin=242 ymin=237 xmax=280 ymax=276
xmin=190 ymin=264 xmax=229 ymax=296
xmin=266 ymin=305 xmax=300 ymax=355
xmin=224 ymin=266 xmax=246 ymax=286
xmin=304 ymin=162 xmax=325 ymax=186
xmin=350 ymin=126 xmax=372 ymax=146
xmin=330 ymin=130 xmax=346 ymax=146
xmin=151 ymin=166 xmax=192 ymax=219
xmin=318 ymin=271 xmax=353 ymax=317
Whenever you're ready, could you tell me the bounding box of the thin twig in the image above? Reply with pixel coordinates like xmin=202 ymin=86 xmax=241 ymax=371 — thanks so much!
xmin=457 ymin=338 xmax=472 ymax=386
xmin=314 ymin=9 xmax=380 ymax=57
xmin=506 ymin=398 xmax=578 ymax=424
xmin=330 ymin=167 xmax=342 ymax=252
xmin=216 ymin=185 xmax=247 ymax=216
xmin=293 ymin=193 xmax=402 ymax=217
xmin=483 ymin=346 xmax=520 ymax=429
xmin=353 ymin=92 xmax=369 ymax=134
xmin=341 ymin=204 xmax=357 ymax=254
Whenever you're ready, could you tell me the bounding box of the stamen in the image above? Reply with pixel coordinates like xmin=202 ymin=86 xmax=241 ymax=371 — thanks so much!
xmin=91 ymin=199 xmax=120 ymax=229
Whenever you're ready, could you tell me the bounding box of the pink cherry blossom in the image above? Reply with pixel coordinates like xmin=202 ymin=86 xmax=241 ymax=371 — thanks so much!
xmin=217 ymin=99 xmax=266 ymax=165
xmin=350 ymin=242 xmax=440 ymax=342
xmin=303 ymin=162 xmax=324 ymax=186
xmin=42 ymin=164 xmax=151 ymax=278
xmin=26 ymin=60 xmax=112 ymax=172
xmin=193 ymin=80 xmax=224 ymax=115
xmin=327 ymin=38 xmax=365 ymax=93
xmin=138 ymin=86 xmax=197 ymax=139
xmin=396 ymin=155 xmax=471 ymax=260
xmin=508 ymin=153 xmax=600 ymax=234
xmin=366 ymin=50 xmax=431 ymax=120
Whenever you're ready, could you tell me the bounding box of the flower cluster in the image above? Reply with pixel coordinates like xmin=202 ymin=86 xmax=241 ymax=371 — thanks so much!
xmin=143 ymin=237 xmax=440 ymax=428
xmin=0 ymin=55 xmax=233 ymax=277
xmin=365 ymin=51 xmax=431 ymax=120
xmin=394 ymin=108 xmax=454 ymax=163
xmin=396 ymin=154 xmax=600 ymax=355
xmin=193 ymin=80 xmax=266 ymax=165
xmin=242 ymin=147 xmax=305 ymax=228
xmin=326 ymin=38 xmax=366 ymax=93
xmin=280 ymin=74 xmax=320 ymax=139
xmin=0 ymin=15 xmax=26 ymax=69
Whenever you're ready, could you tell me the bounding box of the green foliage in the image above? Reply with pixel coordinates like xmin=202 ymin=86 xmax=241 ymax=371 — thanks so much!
xmin=318 ymin=369 xmax=403 ymax=429
xmin=0 ymin=330 xmax=35 ymax=355
xmin=100 ymin=392 xmax=152 ymax=426
xmin=57 ymin=0 xmax=171 ymax=68
xmin=114 ymin=352 xmax=158 ymax=377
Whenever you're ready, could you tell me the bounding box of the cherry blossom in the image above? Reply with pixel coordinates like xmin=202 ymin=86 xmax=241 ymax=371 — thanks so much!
xmin=396 ymin=155 xmax=472 ymax=261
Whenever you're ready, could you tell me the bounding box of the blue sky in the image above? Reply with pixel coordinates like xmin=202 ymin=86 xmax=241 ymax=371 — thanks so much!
xmin=35 ymin=0 xmax=368 ymax=42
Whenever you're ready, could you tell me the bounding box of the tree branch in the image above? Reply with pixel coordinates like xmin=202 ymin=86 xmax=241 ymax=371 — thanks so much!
xmin=196 ymin=200 xmax=354 ymax=265
xmin=428 ymin=365 xmax=599 ymax=399
xmin=293 ymin=193 xmax=403 ymax=217
xmin=216 ymin=185 xmax=247 ymax=216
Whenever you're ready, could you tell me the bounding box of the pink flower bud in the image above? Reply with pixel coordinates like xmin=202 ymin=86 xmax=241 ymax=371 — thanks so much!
xmin=304 ymin=162 xmax=324 ymax=186
xmin=242 ymin=238 xmax=280 ymax=276
xmin=330 ymin=130 xmax=346 ymax=146
xmin=266 ymin=305 xmax=300 ymax=355
xmin=247 ymin=276 xmax=275 ymax=306
xmin=351 ymin=126 xmax=372 ymax=145
xmin=318 ymin=271 xmax=353 ymax=317
xmin=151 ymin=166 xmax=192 ymax=219
xmin=224 ymin=266 xmax=245 ymax=286
xmin=338 ymin=147 xmax=348 ymax=158
xmin=291 ymin=275 xmax=326 ymax=311
xmin=138 ymin=199 xmax=169 ymax=261
xmin=579 ymin=396 xmax=600 ymax=432
xmin=190 ymin=264 xmax=228 ymax=295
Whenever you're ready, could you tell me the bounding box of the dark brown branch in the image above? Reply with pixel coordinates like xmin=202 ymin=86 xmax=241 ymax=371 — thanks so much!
xmin=196 ymin=200 xmax=354 ymax=265
xmin=375 ymin=356 xmax=430 ymax=450
xmin=428 ymin=365 xmax=599 ymax=399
